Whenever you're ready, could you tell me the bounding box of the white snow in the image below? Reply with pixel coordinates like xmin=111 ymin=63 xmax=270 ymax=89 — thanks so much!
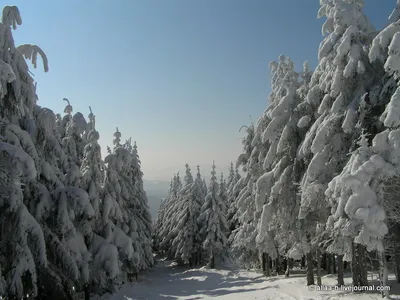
xmin=0 ymin=140 xmax=37 ymax=179
xmin=297 ymin=115 xmax=311 ymax=128
xmin=17 ymin=44 xmax=49 ymax=72
xmin=2 ymin=6 xmax=21 ymax=29
xmin=107 ymin=259 xmax=400 ymax=300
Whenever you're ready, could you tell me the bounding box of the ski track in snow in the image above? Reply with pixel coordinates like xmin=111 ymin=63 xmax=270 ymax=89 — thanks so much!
xmin=107 ymin=260 xmax=400 ymax=300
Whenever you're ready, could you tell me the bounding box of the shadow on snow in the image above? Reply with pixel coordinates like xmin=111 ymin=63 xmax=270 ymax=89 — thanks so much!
xmin=112 ymin=260 xmax=272 ymax=299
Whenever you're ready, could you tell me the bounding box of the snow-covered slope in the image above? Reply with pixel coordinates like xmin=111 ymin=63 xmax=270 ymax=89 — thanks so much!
xmin=107 ymin=259 xmax=400 ymax=300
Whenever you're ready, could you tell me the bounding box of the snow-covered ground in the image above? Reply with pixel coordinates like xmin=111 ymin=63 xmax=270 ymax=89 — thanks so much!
xmin=107 ymin=259 xmax=400 ymax=300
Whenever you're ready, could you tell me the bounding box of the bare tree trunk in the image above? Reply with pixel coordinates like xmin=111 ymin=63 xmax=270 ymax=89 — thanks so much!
xmin=321 ymin=252 xmax=327 ymax=272
xmin=63 ymin=283 xmax=73 ymax=300
xmin=358 ymin=244 xmax=368 ymax=287
xmin=333 ymin=254 xmax=337 ymax=274
xmin=337 ymin=254 xmax=344 ymax=286
xmin=395 ymin=252 xmax=400 ymax=283
xmin=352 ymin=243 xmax=368 ymax=287
xmin=326 ymin=253 xmax=332 ymax=274
xmin=272 ymin=257 xmax=276 ymax=274
xmin=282 ymin=258 xmax=288 ymax=275
xmin=394 ymin=224 xmax=400 ymax=283
xmin=209 ymin=250 xmax=215 ymax=268
xmin=285 ymin=258 xmax=293 ymax=277
xmin=351 ymin=242 xmax=360 ymax=286
xmin=84 ymin=284 xmax=90 ymax=300
xmin=261 ymin=252 xmax=266 ymax=273
xmin=316 ymin=248 xmax=322 ymax=286
xmin=262 ymin=252 xmax=270 ymax=276
xmin=301 ymin=255 xmax=306 ymax=269
xmin=379 ymin=247 xmax=390 ymax=298
xmin=193 ymin=252 xmax=197 ymax=266
xmin=275 ymin=256 xmax=280 ymax=275
xmin=306 ymin=251 xmax=315 ymax=286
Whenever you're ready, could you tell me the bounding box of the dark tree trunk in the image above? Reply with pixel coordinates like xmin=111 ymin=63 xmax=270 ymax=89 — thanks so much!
xmin=395 ymin=252 xmax=400 ymax=283
xmin=193 ymin=255 xmax=197 ymax=267
xmin=282 ymin=257 xmax=288 ymax=275
xmin=321 ymin=252 xmax=327 ymax=271
xmin=358 ymin=244 xmax=368 ymax=287
xmin=333 ymin=254 xmax=337 ymax=274
xmin=306 ymin=251 xmax=315 ymax=286
xmin=261 ymin=252 xmax=266 ymax=273
xmin=63 ymin=284 xmax=73 ymax=300
xmin=316 ymin=249 xmax=322 ymax=286
xmin=326 ymin=253 xmax=332 ymax=274
xmin=269 ymin=255 xmax=273 ymax=269
xmin=301 ymin=255 xmax=306 ymax=269
xmin=285 ymin=258 xmax=293 ymax=277
xmin=275 ymin=256 xmax=280 ymax=275
xmin=272 ymin=257 xmax=276 ymax=274
xmin=337 ymin=254 xmax=344 ymax=286
xmin=262 ymin=252 xmax=270 ymax=276
xmin=352 ymin=243 xmax=368 ymax=287
xmin=393 ymin=224 xmax=400 ymax=283
xmin=379 ymin=248 xmax=390 ymax=298
xmin=352 ymin=242 xmax=360 ymax=286
xmin=84 ymin=284 xmax=90 ymax=300
xmin=209 ymin=250 xmax=215 ymax=268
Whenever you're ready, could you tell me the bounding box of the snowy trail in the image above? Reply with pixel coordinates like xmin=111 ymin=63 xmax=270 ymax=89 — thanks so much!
xmin=108 ymin=260 xmax=399 ymax=300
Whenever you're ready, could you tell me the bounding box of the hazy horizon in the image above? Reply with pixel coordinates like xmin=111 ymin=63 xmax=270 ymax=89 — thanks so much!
xmin=8 ymin=0 xmax=394 ymax=181
xmin=143 ymin=162 xmax=234 ymax=182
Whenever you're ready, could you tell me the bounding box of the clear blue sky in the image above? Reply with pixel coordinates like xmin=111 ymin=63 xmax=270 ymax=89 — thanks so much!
xmin=8 ymin=0 xmax=395 ymax=180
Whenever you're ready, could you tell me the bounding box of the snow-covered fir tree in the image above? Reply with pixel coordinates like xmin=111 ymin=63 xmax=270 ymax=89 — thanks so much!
xmin=157 ymin=173 xmax=183 ymax=258
xmin=153 ymin=186 xmax=171 ymax=252
xmin=193 ymin=165 xmax=206 ymax=265
xmin=154 ymin=164 xmax=207 ymax=267
xmin=123 ymin=139 xmax=154 ymax=270
xmin=296 ymin=0 xmax=379 ymax=286
xmin=198 ymin=162 xmax=228 ymax=268
xmin=3 ymin=72 xmax=154 ymax=300
xmin=229 ymin=123 xmax=261 ymax=269
xmin=254 ymin=55 xmax=302 ymax=276
xmin=226 ymin=162 xmax=242 ymax=232
xmin=79 ymin=108 xmax=104 ymax=217
xmin=218 ymin=173 xmax=228 ymax=215
xmin=170 ymin=164 xmax=197 ymax=265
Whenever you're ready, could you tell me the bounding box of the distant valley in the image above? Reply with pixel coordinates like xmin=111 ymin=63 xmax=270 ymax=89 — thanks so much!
xmin=143 ymin=179 xmax=170 ymax=219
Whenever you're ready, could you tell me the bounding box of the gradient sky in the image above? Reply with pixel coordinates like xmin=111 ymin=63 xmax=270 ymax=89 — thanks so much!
xmin=8 ymin=0 xmax=396 ymax=181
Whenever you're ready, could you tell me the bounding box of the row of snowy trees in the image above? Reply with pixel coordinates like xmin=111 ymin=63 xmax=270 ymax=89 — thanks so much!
xmin=154 ymin=0 xmax=400 ymax=298
xmin=229 ymin=0 xmax=400 ymax=298
xmin=153 ymin=162 xmax=241 ymax=268
xmin=0 ymin=6 xmax=153 ymax=300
